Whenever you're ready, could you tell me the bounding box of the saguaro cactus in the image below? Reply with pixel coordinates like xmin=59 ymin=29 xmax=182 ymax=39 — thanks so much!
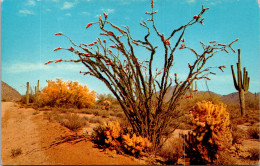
xmin=231 ymin=49 xmax=250 ymax=116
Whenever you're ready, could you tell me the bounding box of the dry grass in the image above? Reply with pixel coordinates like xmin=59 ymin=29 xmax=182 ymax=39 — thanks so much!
xmin=248 ymin=148 xmax=260 ymax=161
xmin=231 ymin=125 xmax=246 ymax=144
xmin=159 ymin=138 xmax=184 ymax=165
xmin=213 ymin=151 xmax=237 ymax=165
xmin=44 ymin=112 xmax=88 ymax=131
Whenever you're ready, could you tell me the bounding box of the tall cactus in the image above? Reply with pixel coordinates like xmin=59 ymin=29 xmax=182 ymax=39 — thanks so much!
xmin=26 ymin=82 xmax=29 ymax=105
xmin=231 ymin=49 xmax=250 ymax=116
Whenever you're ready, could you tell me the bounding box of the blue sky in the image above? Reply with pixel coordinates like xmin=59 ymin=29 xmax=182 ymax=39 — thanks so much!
xmin=1 ymin=0 xmax=259 ymax=96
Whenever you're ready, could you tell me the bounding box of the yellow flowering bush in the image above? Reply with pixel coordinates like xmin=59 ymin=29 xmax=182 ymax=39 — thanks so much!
xmin=36 ymin=78 xmax=96 ymax=108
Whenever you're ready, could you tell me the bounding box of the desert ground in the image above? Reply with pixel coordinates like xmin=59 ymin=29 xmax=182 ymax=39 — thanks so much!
xmin=1 ymin=102 xmax=146 ymax=165
xmin=2 ymin=101 xmax=259 ymax=165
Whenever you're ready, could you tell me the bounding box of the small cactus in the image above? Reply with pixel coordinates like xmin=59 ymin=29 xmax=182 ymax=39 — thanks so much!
xmin=122 ymin=133 xmax=152 ymax=156
xmin=184 ymin=101 xmax=233 ymax=164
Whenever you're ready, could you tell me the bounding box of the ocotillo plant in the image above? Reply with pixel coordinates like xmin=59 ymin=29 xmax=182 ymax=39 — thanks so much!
xmin=48 ymin=0 xmax=238 ymax=150
xmin=231 ymin=49 xmax=250 ymax=116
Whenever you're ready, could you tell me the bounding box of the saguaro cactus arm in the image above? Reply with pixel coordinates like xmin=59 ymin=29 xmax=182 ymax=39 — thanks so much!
xmin=231 ymin=49 xmax=250 ymax=92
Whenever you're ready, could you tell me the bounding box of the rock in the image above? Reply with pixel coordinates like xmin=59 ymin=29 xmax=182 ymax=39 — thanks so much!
xmin=1 ymin=81 xmax=22 ymax=102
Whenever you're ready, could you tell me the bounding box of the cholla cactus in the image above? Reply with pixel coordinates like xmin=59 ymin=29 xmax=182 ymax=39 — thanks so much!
xmin=122 ymin=133 xmax=152 ymax=157
xmin=103 ymin=100 xmax=111 ymax=111
xmin=103 ymin=121 xmax=121 ymax=147
xmin=184 ymin=101 xmax=233 ymax=164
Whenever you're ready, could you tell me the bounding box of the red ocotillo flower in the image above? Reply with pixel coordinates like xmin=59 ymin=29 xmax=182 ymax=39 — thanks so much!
xmin=188 ymin=63 xmax=192 ymax=68
xmin=193 ymin=89 xmax=198 ymax=92
xmin=202 ymin=7 xmax=210 ymax=13
xmin=179 ymin=44 xmax=186 ymax=49
xmin=99 ymin=15 xmax=103 ymax=22
xmin=174 ymin=73 xmax=177 ymax=77
xmin=110 ymin=45 xmax=116 ymax=48
xmin=218 ymin=43 xmax=227 ymax=47
xmin=44 ymin=60 xmax=53 ymax=65
xmin=147 ymin=19 xmax=153 ymax=21
xmin=103 ymin=12 xmax=108 ymax=19
xmin=161 ymin=34 xmax=165 ymax=42
xmin=88 ymin=43 xmax=95 ymax=46
xmin=210 ymin=72 xmax=216 ymax=75
xmin=151 ymin=0 xmax=154 ymax=8
xmin=55 ymin=32 xmax=62 ymax=36
xmin=185 ymin=95 xmax=192 ymax=98
xmin=132 ymin=40 xmax=139 ymax=46
xmin=106 ymin=61 xmax=113 ymax=65
xmin=84 ymin=72 xmax=90 ymax=75
xmin=68 ymin=46 xmax=74 ymax=51
xmin=218 ymin=66 xmax=224 ymax=72
xmin=193 ymin=15 xmax=199 ymax=19
xmin=181 ymin=38 xmax=185 ymax=42
xmin=54 ymin=59 xmax=62 ymax=63
xmin=157 ymin=72 xmax=162 ymax=75
xmin=103 ymin=39 xmax=106 ymax=43
xmin=209 ymin=41 xmax=216 ymax=43
xmin=86 ymin=23 xmax=93 ymax=29
xmin=54 ymin=47 xmax=62 ymax=51
xmin=164 ymin=39 xmax=170 ymax=45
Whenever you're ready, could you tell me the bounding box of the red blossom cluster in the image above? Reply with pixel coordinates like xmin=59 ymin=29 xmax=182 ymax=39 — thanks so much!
xmin=54 ymin=59 xmax=62 ymax=63
xmin=218 ymin=65 xmax=226 ymax=72
xmin=55 ymin=32 xmax=62 ymax=36
xmin=86 ymin=23 xmax=93 ymax=29
xmin=54 ymin=47 xmax=62 ymax=51
xmin=44 ymin=60 xmax=53 ymax=65
xmin=179 ymin=44 xmax=186 ymax=49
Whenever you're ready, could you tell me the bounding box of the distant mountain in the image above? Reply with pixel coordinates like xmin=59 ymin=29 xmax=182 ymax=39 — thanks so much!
xmin=162 ymin=86 xmax=259 ymax=105
xmin=221 ymin=91 xmax=259 ymax=105
xmin=1 ymin=81 xmax=22 ymax=102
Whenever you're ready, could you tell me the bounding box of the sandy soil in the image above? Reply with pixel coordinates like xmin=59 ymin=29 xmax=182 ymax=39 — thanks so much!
xmin=1 ymin=102 xmax=144 ymax=165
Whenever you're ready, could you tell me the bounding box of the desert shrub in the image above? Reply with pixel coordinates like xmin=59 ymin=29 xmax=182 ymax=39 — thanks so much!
xmin=231 ymin=126 xmax=245 ymax=144
xmin=97 ymin=93 xmax=118 ymax=104
xmin=213 ymin=150 xmax=237 ymax=165
xmin=45 ymin=111 xmax=87 ymax=131
xmin=247 ymin=126 xmax=260 ymax=139
xmin=159 ymin=138 xmax=184 ymax=165
xmin=88 ymin=117 xmax=102 ymax=124
xmin=184 ymin=101 xmax=233 ymax=165
xmin=59 ymin=113 xmax=88 ymax=131
xmin=36 ymin=78 xmax=96 ymax=108
xmin=91 ymin=121 xmax=151 ymax=157
xmin=11 ymin=148 xmax=22 ymax=158
xmin=248 ymin=148 xmax=260 ymax=161
xmin=103 ymin=100 xmax=111 ymax=111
